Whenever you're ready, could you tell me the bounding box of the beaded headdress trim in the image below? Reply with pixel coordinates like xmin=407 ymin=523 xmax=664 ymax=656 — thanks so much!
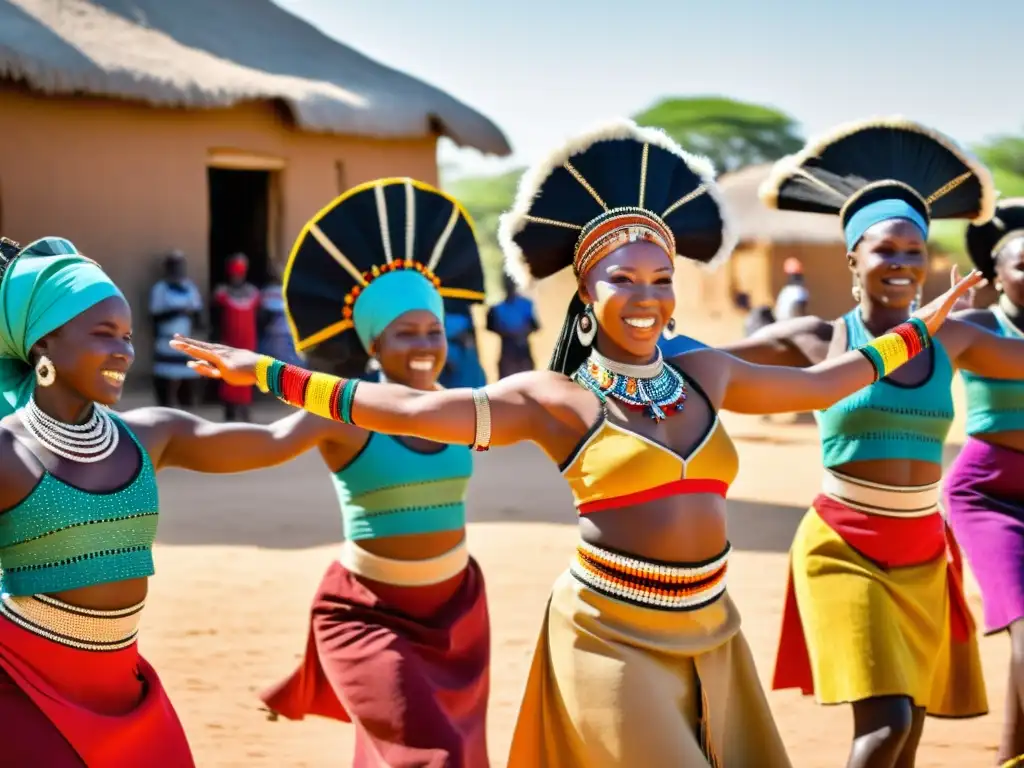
xmin=283 ymin=178 xmax=487 ymax=352
xmin=574 ymin=208 xmax=675 ymax=277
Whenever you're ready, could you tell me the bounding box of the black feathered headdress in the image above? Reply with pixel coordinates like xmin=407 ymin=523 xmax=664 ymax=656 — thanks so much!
xmin=283 ymin=178 xmax=485 ymax=361
xmin=759 ymin=117 xmax=996 ymax=250
xmin=499 ymin=118 xmax=735 ymax=287
xmin=966 ymin=198 xmax=1024 ymax=279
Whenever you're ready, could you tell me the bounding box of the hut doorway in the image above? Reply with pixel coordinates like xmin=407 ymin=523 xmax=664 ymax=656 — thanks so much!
xmin=207 ymin=167 xmax=272 ymax=289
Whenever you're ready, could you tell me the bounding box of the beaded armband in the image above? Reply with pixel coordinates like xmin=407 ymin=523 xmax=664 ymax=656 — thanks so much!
xmin=470 ymin=388 xmax=492 ymax=452
xmin=857 ymin=317 xmax=931 ymax=382
xmin=254 ymin=355 xmax=358 ymax=424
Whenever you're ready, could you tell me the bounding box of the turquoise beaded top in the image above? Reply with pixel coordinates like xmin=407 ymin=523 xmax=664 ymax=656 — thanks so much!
xmin=333 ymin=434 xmax=471 ymax=541
xmin=814 ymin=309 xmax=955 ymax=467
xmin=0 ymin=414 xmax=159 ymax=596
xmin=962 ymin=306 xmax=1024 ymax=436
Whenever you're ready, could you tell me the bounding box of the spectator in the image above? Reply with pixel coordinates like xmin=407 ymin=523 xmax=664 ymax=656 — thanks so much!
xmin=212 ymin=253 xmax=260 ymax=421
xmin=149 ymin=250 xmax=203 ymax=408
xmin=774 ymin=257 xmax=809 ymax=320
xmin=439 ymin=297 xmax=487 ymax=389
xmin=487 ymin=274 xmax=539 ymax=379
xmin=259 ymin=266 xmax=302 ymax=367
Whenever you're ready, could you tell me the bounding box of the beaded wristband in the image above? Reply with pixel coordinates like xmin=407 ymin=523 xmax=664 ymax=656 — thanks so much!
xmin=255 ymin=355 xmax=274 ymax=394
xmin=857 ymin=319 xmax=933 ymax=382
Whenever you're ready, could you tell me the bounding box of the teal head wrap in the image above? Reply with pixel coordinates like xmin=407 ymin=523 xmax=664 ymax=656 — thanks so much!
xmin=0 ymin=237 xmax=124 ymax=416
xmin=352 ymin=269 xmax=445 ymax=351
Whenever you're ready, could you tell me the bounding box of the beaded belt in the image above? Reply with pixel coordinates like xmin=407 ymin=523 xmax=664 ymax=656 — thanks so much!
xmin=570 ymin=540 xmax=730 ymax=611
xmin=0 ymin=593 xmax=143 ymax=651
xmin=823 ymin=469 xmax=939 ymax=518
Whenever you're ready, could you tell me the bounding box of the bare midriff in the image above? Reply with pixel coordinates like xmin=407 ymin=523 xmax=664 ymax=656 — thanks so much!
xmin=580 ymin=495 xmax=728 ymax=563
xmin=354 ymin=528 xmax=466 ymax=561
xmin=51 ymin=577 xmax=149 ymax=611
xmin=977 ymin=429 xmax=1024 ymax=454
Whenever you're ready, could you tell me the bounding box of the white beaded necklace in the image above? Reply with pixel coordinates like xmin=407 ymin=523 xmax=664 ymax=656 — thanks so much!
xmin=18 ymin=398 xmax=119 ymax=463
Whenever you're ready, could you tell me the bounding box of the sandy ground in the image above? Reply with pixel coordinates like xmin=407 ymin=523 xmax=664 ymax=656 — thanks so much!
xmin=131 ymin=372 xmax=1008 ymax=768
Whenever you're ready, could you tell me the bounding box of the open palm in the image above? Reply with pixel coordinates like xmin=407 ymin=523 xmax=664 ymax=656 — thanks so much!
xmin=913 ymin=266 xmax=984 ymax=336
xmin=169 ymin=336 xmax=261 ymax=387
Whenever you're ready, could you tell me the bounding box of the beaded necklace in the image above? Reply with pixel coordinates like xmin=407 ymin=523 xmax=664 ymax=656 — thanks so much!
xmin=572 ymin=348 xmax=687 ymax=422
xmin=18 ymin=398 xmax=119 ymax=463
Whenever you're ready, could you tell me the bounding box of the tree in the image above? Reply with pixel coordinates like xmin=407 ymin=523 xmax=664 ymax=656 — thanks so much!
xmin=633 ymin=96 xmax=804 ymax=174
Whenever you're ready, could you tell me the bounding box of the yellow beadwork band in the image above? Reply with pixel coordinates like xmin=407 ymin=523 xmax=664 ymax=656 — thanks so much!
xmin=255 ymin=355 xmax=274 ymax=394
xmin=305 ymin=372 xmax=338 ymax=420
xmin=867 ymin=332 xmax=910 ymax=377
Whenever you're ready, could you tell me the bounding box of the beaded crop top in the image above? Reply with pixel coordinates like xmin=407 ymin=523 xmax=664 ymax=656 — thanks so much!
xmin=561 ymin=375 xmax=739 ymax=514
xmin=0 ymin=415 xmax=159 ymax=596
xmin=962 ymin=306 xmax=1024 ymax=436
xmin=333 ymin=434 xmax=472 ymax=541
xmin=815 ymin=309 xmax=954 ymax=467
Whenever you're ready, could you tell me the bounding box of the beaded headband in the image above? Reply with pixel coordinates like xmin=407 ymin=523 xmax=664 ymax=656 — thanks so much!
xmin=573 ymin=207 xmax=675 ymax=278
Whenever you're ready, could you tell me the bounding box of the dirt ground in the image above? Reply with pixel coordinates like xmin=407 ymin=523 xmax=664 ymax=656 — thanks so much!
xmin=136 ymin=370 xmax=1006 ymax=767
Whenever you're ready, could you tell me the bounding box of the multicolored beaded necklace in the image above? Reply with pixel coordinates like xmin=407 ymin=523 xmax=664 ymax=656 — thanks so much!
xmin=572 ymin=348 xmax=687 ymax=422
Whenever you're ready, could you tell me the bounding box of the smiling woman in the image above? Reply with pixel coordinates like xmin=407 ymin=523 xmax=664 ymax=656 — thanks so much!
xmin=719 ymin=118 xmax=1024 ymax=768
xmin=0 ymin=237 xmax=332 ymax=766
xmin=256 ymin=178 xmax=495 ymax=768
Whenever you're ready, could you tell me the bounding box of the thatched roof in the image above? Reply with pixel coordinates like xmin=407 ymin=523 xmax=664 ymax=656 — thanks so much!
xmin=718 ymin=164 xmax=843 ymax=244
xmin=0 ymin=0 xmax=511 ymax=156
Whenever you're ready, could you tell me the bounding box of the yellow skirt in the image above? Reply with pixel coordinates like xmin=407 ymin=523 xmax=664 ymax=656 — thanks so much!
xmin=783 ymin=504 xmax=986 ymax=716
xmin=507 ymin=570 xmax=791 ymax=768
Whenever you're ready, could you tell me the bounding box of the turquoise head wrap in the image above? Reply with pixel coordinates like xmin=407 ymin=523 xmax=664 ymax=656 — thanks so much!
xmin=844 ymin=198 xmax=929 ymax=250
xmin=352 ymin=269 xmax=444 ymax=351
xmin=0 ymin=237 xmax=124 ymax=416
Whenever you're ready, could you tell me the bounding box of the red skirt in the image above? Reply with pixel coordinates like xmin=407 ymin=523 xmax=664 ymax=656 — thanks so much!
xmin=261 ymin=558 xmax=491 ymax=768
xmin=0 ymin=613 xmax=193 ymax=767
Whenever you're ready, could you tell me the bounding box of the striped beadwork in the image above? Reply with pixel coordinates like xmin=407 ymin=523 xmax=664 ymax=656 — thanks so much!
xmin=0 ymin=593 xmax=142 ymax=651
xmin=570 ymin=541 xmax=730 ymax=611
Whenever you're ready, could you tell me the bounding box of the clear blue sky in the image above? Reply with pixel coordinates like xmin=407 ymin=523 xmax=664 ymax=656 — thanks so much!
xmin=277 ymin=0 xmax=1024 ymax=178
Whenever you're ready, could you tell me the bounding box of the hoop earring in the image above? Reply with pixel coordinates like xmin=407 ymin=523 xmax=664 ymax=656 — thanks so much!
xmin=662 ymin=317 xmax=678 ymax=340
xmin=576 ymin=305 xmax=597 ymax=346
xmin=35 ymin=355 xmax=56 ymax=387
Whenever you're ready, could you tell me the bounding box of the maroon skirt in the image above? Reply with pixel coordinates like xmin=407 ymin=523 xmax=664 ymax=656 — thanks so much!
xmin=261 ymin=557 xmax=491 ymax=768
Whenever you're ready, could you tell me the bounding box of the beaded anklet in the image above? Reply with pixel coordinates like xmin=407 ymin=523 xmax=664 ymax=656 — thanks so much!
xmin=255 ymin=355 xmax=359 ymax=424
xmin=858 ymin=317 xmax=930 ymax=382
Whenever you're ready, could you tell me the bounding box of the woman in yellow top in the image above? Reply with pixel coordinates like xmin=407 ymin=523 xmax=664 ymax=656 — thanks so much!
xmin=172 ymin=119 xmax=979 ymax=768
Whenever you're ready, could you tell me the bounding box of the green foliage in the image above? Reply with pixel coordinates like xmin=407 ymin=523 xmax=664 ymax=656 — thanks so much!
xmin=633 ymin=96 xmax=804 ymax=173
xmin=976 ymin=134 xmax=1024 ymax=180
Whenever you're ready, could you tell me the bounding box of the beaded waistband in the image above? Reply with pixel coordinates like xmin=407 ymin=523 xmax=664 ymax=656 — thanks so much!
xmin=339 ymin=540 xmax=469 ymax=586
xmin=570 ymin=540 xmax=730 ymax=611
xmin=823 ymin=469 xmax=940 ymax=517
xmin=0 ymin=593 xmax=143 ymax=651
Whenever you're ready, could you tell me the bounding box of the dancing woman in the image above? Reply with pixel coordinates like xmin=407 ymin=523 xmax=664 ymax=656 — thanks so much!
xmin=0 ymin=236 xmax=331 ymax=766
xmin=721 ymin=119 xmax=1024 ymax=768
xmin=173 ymin=119 xmax=979 ymax=767
xmin=947 ymin=199 xmax=1024 ymax=766
xmin=257 ymin=179 xmax=492 ymax=767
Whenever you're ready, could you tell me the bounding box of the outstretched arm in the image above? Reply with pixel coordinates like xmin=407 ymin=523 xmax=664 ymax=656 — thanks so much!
xmin=939 ymin=318 xmax=1024 ymax=379
xmin=718 ymin=316 xmax=829 ymax=367
xmin=168 ymin=336 xmax=554 ymax=449
xmin=717 ymin=268 xmax=982 ymax=414
xmin=124 ymin=407 xmax=329 ymax=473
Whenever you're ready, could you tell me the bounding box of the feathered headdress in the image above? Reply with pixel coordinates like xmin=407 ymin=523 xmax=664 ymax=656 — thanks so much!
xmin=966 ymin=198 xmax=1024 ymax=279
xmin=283 ymin=178 xmax=485 ymax=361
xmin=499 ymin=118 xmax=735 ymax=288
xmin=759 ymin=117 xmax=996 ymax=250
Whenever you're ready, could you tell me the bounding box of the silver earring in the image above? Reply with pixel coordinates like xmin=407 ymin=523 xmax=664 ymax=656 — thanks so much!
xmin=576 ymin=306 xmax=597 ymax=346
xmin=662 ymin=317 xmax=678 ymax=340
xmin=35 ymin=355 xmax=56 ymax=387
